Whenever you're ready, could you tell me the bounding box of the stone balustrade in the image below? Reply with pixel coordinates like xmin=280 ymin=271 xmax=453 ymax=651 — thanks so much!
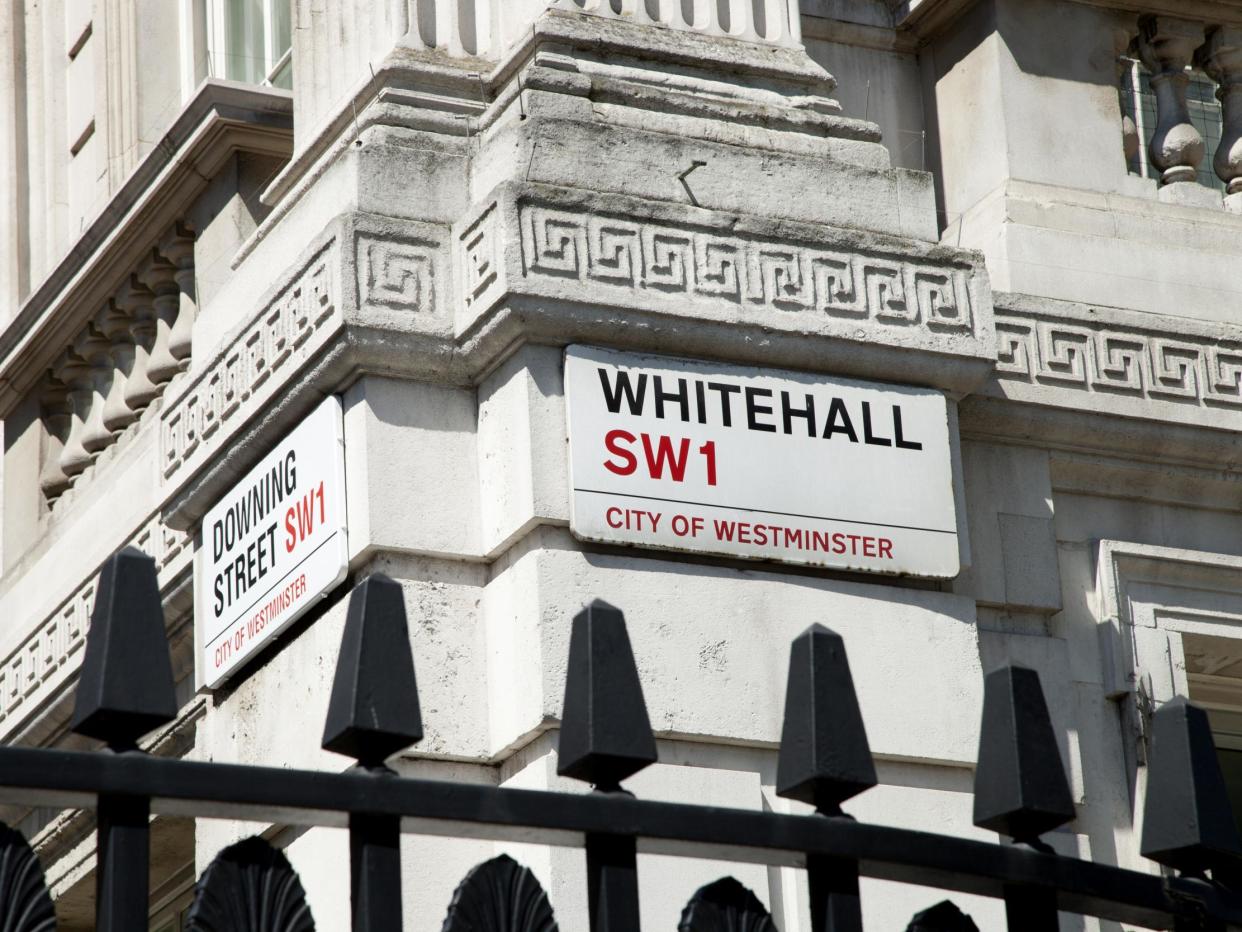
xmin=38 ymin=224 xmax=196 ymax=504
xmin=549 ymin=0 xmax=801 ymax=47
xmin=1125 ymin=16 xmax=1242 ymax=206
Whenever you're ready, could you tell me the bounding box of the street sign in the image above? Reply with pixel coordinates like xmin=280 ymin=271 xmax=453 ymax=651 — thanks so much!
xmin=197 ymin=396 xmax=348 ymax=688
xmin=565 ymin=346 xmax=959 ymax=577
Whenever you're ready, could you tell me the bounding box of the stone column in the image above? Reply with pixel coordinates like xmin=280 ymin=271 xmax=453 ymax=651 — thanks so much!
xmin=1136 ymin=15 xmax=1207 ymax=185
xmin=1197 ymin=27 xmax=1242 ymax=209
xmin=159 ymin=226 xmax=196 ymax=371
xmin=38 ymin=371 xmax=73 ymax=501
xmin=138 ymin=252 xmax=182 ymax=387
xmin=118 ymin=275 xmax=160 ymax=412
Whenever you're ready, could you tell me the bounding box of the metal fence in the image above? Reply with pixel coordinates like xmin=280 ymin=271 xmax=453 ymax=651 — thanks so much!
xmin=0 ymin=546 xmax=1237 ymax=931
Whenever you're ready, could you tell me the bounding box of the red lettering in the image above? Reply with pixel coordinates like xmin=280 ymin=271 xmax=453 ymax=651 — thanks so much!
xmin=699 ymin=440 xmax=717 ymax=486
xmin=604 ymin=430 xmax=637 ymax=476
xmin=606 ymin=507 xmax=624 ymax=529
xmin=879 ymin=538 xmax=893 ymax=559
xmin=642 ymin=434 xmax=691 ymax=482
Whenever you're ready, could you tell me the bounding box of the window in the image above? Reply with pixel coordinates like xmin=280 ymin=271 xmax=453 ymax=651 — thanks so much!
xmin=1119 ymin=58 xmax=1224 ymax=192
xmin=206 ymin=0 xmax=292 ymax=90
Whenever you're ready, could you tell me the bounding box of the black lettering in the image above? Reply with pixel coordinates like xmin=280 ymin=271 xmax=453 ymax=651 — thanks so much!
xmin=694 ymin=380 xmax=707 ymax=424
xmin=707 ymin=382 xmax=741 ymax=426
xmin=893 ymin=406 xmax=922 ymax=450
xmin=781 ymin=391 xmax=816 ymax=437
xmin=597 ymin=368 xmax=647 ymax=415
xmin=746 ymin=387 xmax=776 ymax=432
xmin=823 ymin=398 xmax=858 ymax=442
xmin=862 ymin=402 xmax=891 ymax=446
xmin=653 ymin=376 xmax=690 ymax=421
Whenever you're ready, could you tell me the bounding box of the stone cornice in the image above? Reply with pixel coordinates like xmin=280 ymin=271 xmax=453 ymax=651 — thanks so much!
xmin=894 ymin=0 xmax=1242 ymax=42
xmin=0 ymin=80 xmax=293 ymax=420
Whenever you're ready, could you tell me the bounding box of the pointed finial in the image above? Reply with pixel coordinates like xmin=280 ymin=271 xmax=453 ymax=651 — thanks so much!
xmin=775 ymin=624 xmax=876 ymax=812
xmin=322 ymin=575 xmax=423 ymax=767
xmin=905 ymin=901 xmax=980 ymax=932
xmin=973 ymin=666 xmax=1075 ymax=842
xmin=556 ymin=600 xmax=657 ymax=789
xmin=1140 ymin=697 xmax=1242 ymax=873
xmin=71 ymin=547 xmax=176 ymax=748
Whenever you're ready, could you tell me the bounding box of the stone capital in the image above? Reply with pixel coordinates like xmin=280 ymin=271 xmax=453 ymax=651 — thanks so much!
xmin=1196 ymin=26 xmax=1242 ymax=87
xmin=1136 ymin=15 xmax=1206 ymax=75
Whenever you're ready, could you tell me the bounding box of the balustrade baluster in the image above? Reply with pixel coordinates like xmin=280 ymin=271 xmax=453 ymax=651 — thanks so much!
xmin=1136 ymin=15 xmax=1208 ymax=186
xmin=1197 ymin=27 xmax=1242 ymax=208
xmin=38 ymin=370 xmax=72 ymax=501
xmin=323 ymin=575 xmax=423 ymax=932
xmin=139 ymin=252 xmax=182 ymax=387
xmin=100 ymin=294 xmax=138 ymax=432
xmin=118 ymin=275 xmax=160 ymax=412
xmin=59 ymin=341 xmax=97 ymax=478
xmin=76 ymin=322 xmax=115 ymax=457
xmin=159 ymin=225 xmax=196 ymax=371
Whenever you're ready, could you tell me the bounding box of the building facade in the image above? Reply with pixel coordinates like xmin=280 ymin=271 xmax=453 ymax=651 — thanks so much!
xmin=3 ymin=0 xmax=1242 ymax=928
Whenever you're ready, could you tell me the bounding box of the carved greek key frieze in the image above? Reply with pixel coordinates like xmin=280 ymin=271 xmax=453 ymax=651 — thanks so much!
xmin=357 ymin=234 xmax=439 ymax=313
xmin=0 ymin=513 xmax=189 ymax=734
xmin=994 ymin=309 xmax=1242 ymax=409
xmin=517 ymin=205 xmax=976 ymax=331
xmin=461 ymin=205 xmax=498 ymax=306
xmin=161 ymin=240 xmax=339 ymax=482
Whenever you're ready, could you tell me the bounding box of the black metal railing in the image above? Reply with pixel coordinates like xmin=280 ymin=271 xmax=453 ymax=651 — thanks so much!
xmin=0 ymin=546 xmax=1238 ymax=931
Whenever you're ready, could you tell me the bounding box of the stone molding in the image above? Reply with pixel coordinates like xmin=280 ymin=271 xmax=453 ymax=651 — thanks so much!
xmin=160 ymin=236 xmax=342 ymax=484
xmin=458 ymin=185 xmax=995 ymax=385
xmin=517 ymin=203 xmax=977 ymax=330
xmin=0 ymin=513 xmax=190 ymax=740
xmin=991 ymin=295 xmax=1242 ymax=429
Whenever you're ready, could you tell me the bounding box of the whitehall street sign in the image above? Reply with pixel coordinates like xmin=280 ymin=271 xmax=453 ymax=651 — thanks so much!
xmin=196 ymin=397 xmax=349 ymax=688
xmin=564 ymin=346 xmax=959 ymax=578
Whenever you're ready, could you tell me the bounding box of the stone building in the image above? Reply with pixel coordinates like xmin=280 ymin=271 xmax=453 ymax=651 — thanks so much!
xmin=2 ymin=0 xmax=1242 ymax=928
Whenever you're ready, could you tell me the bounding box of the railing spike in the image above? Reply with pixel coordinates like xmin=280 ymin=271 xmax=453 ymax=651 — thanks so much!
xmin=322 ymin=574 xmax=423 ymax=768
xmin=1140 ymin=696 xmax=1242 ymax=874
xmin=70 ymin=546 xmax=176 ymax=748
xmin=905 ymin=901 xmax=979 ymax=932
xmin=775 ymin=624 xmax=876 ymax=813
xmin=557 ymin=599 xmax=657 ymax=790
xmin=973 ymin=665 xmax=1075 ymax=844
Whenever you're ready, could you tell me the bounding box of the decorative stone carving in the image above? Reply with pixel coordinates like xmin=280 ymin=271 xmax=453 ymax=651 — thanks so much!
xmin=356 ymin=233 xmax=438 ymax=313
xmin=1135 ymin=15 xmax=1207 ymax=185
xmin=993 ymin=301 xmax=1242 ymax=425
xmin=161 ymin=239 xmax=339 ymax=482
xmin=1196 ymin=27 xmax=1242 ymax=200
xmin=98 ymin=297 xmax=138 ymax=433
xmin=517 ymin=204 xmax=976 ymax=331
xmin=442 ymin=855 xmax=558 ymax=932
xmin=186 ymin=837 xmax=315 ymax=932
xmin=0 ymin=508 xmax=188 ymax=736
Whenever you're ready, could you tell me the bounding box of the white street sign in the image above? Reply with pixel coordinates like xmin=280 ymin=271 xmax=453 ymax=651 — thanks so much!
xmin=565 ymin=346 xmax=959 ymax=578
xmin=197 ymin=397 xmax=349 ymax=688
